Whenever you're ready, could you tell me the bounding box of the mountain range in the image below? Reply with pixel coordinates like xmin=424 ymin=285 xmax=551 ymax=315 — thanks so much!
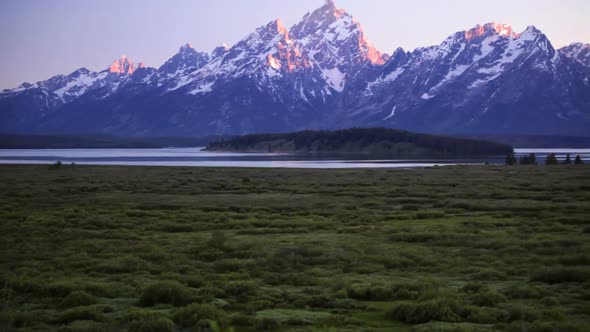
xmin=1 ymin=0 xmax=589 ymax=137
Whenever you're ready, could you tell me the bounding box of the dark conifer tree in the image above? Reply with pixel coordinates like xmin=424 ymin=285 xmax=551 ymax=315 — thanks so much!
xmin=575 ymin=155 xmax=584 ymax=165
xmin=563 ymin=154 xmax=572 ymax=165
xmin=546 ymin=153 xmax=558 ymax=165
xmin=506 ymin=152 xmax=517 ymax=166
xmin=528 ymin=153 xmax=537 ymax=165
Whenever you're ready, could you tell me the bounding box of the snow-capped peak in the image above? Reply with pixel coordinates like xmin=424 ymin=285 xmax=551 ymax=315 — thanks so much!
xmin=519 ymin=25 xmax=544 ymax=41
xmin=70 ymin=67 xmax=92 ymax=78
xmin=158 ymin=44 xmax=211 ymax=77
xmin=212 ymin=43 xmax=229 ymax=58
xmin=292 ymin=0 xmax=353 ymax=39
xmin=179 ymin=43 xmax=193 ymax=51
xmin=108 ymin=56 xmax=143 ymax=74
xmin=290 ymin=0 xmax=385 ymax=69
xmin=295 ymin=0 xmax=346 ymax=33
xmin=464 ymin=22 xmax=517 ymax=41
xmin=259 ymin=19 xmax=292 ymax=43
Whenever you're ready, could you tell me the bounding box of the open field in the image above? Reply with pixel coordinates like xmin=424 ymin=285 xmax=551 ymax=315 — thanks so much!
xmin=0 ymin=165 xmax=589 ymax=331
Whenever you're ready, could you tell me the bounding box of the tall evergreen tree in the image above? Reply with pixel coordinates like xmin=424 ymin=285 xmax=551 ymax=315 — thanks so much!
xmin=528 ymin=153 xmax=537 ymax=165
xmin=546 ymin=153 xmax=559 ymax=165
xmin=506 ymin=152 xmax=517 ymax=166
xmin=575 ymin=155 xmax=584 ymax=165
xmin=563 ymin=154 xmax=572 ymax=165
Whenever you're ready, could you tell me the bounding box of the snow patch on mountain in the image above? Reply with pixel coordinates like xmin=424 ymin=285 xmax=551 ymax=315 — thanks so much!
xmin=189 ymin=82 xmax=214 ymax=95
xmin=322 ymin=67 xmax=346 ymax=91
xmin=53 ymin=72 xmax=99 ymax=101
xmin=384 ymin=105 xmax=397 ymax=120
xmin=421 ymin=93 xmax=435 ymax=100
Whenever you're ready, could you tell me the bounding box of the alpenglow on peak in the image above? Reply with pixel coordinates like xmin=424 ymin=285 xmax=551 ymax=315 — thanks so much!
xmin=108 ymin=56 xmax=144 ymax=74
xmin=464 ymin=22 xmax=517 ymax=40
xmin=290 ymin=0 xmax=385 ymax=66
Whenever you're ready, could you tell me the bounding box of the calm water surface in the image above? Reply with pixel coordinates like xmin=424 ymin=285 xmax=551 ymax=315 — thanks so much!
xmin=0 ymin=148 xmax=588 ymax=169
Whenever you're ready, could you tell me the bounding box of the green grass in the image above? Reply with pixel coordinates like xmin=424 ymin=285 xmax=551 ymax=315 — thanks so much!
xmin=0 ymin=164 xmax=589 ymax=331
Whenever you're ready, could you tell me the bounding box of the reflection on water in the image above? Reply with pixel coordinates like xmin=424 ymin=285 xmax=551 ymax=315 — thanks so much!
xmin=0 ymin=148 xmax=588 ymax=169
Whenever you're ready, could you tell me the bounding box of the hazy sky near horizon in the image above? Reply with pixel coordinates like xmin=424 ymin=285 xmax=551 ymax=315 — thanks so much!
xmin=1 ymin=0 xmax=589 ymax=89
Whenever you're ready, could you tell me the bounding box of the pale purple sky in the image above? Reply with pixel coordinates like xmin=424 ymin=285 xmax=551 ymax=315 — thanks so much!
xmin=1 ymin=0 xmax=588 ymax=89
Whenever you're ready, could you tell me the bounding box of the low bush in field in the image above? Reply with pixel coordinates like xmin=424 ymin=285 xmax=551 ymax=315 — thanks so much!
xmin=0 ymin=310 xmax=37 ymax=328
xmin=121 ymin=309 xmax=162 ymax=320
xmin=347 ymin=283 xmax=394 ymax=301
xmin=531 ymin=267 xmax=590 ymax=284
xmin=502 ymin=285 xmax=545 ymax=299
xmin=129 ymin=316 xmax=174 ymax=332
xmin=212 ymin=258 xmax=245 ymax=273
xmin=173 ymin=303 xmax=228 ymax=329
xmin=502 ymin=304 xmax=540 ymax=322
xmin=468 ymin=289 xmax=507 ymax=307
xmin=57 ymin=305 xmax=106 ymax=323
xmin=464 ymin=305 xmax=501 ymax=324
xmin=96 ymin=255 xmax=149 ymax=274
xmin=527 ymin=321 xmax=586 ymax=332
xmin=412 ymin=322 xmax=492 ymax=332
xmin=389 ymin=298 xmax=465 ymax=324
xmin=497 ymin=320 xmax=586 ymax=332
xmin=44 ymin=280 xmax=110 ymax=298
xmin=182 ymin=275 xmax=206 ymax=288
xmin=255 ymin=317 xmax=281 ymax=330
xmin=61 ymin=290 xmax=99 ymax=308
xmin=471 ymin=268 xmax=507 ymax=281
xmin=223 ymin=280 xmax=258 ymax=299
xmin=139 ymin=281 xmax=194 ymax=307
xmin=4 ymin=276 xmax=44 ymax=295
xmin=256 ymin=309 xmax=333 ymax=327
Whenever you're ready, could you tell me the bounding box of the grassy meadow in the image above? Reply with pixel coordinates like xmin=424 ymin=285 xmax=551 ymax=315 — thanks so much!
xmin=0 ymin=164 xmax=589 ymax=331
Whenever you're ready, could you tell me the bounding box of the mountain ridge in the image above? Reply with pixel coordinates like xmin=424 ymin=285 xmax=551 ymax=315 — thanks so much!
xmin=1 ymin=0 xmax=589 ymax=137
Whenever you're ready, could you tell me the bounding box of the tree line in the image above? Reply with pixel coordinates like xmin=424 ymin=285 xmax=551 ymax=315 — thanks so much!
xmin=505 ymin=153 xmax=584 ymax=166
xmin=207 ymin=128 xmax=514 ymax=156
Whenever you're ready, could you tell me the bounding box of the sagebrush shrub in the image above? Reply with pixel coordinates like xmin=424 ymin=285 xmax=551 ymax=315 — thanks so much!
xmin=139 ymin=281 xmax=194 ymax=307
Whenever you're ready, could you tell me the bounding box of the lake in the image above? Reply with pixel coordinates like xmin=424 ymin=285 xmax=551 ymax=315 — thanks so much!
xmin=0 ymin=148 xmax=588 ymax=169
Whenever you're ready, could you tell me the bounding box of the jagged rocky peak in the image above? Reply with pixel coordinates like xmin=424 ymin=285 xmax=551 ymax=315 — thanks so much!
xmin=272 ymin=19 xmax=289 ymax=35
xmin=290 ymin=0 xmax=384 ymax=65
xmin=179 ymin=42 xmax=193 ymax=51
xmin=385 ymin=47 xmax=409 ymax=66
xmin=70 ymin=67 xmax=93 ymax=77
xmin=464 ymin=22 xmax=516 ymax=41
xmin=432 ymin=23 xmax=553 ymax=61
xmin=258 ymin=19 xmax=310 ymax=73
xmin=291 ymin=0 xmax=346 ymax=37
xmin=515 ymin=26 xmax=558 ymax=58
xmin=560 ymin=42 xmax=590 ymax=66
xmin=258 ymin=19 xmax=292 ymax=42
xmin=562 ymin=42 xmax=590 ymax=53
xmin=212 ymin=43 xmax=229 ymax=58
xmin=158 ymin=43 xmax=210 ymax=75
xmin=463 ymin=22 xmax=516 ymax=40
xmin=519 ymin=25 xmax=546 ymax=40
xmin=108 ymin=55 xmax=143 ymax=74
xmin=174 ymin=43 xmax=209 ymax=60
